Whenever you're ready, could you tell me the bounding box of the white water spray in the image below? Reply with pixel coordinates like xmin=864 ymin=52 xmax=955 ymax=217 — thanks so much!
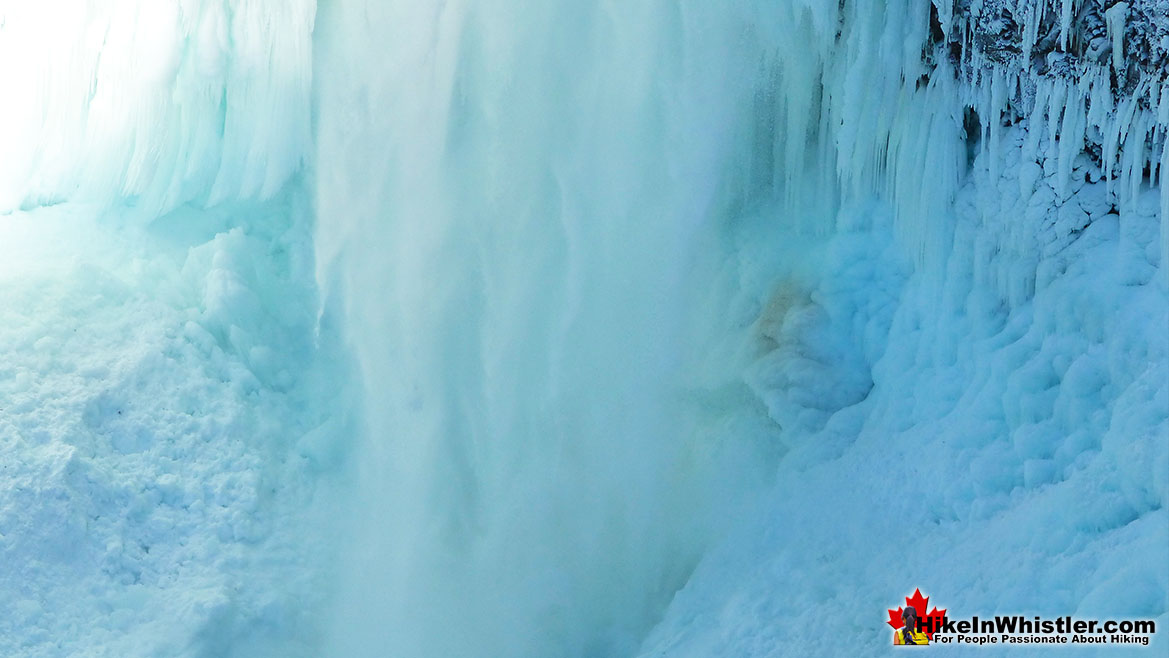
xmin=312 ymin=2 xmax=783 ymax=656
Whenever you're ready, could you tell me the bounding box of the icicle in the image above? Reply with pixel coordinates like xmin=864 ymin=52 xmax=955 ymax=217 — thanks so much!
xmin=989 ymin=68 xmax=1006 ymax=184
xmin=1161 ymin=136 xmax=1169 ymax=281
xmin=1125 ymin=113 xmax=1147 ymax=206
xmin=1025 ymin=80 xmax=1049 ymax=152
xmin=1084 ymin=71 xmax=1113 ymax=133
xmin=1105 ymin=78 xmax=1147 ymax=199
xmin=1104 ymin=2 xmax=1129 ymax=74
xmin=1021 ymin=78 xmax=1048 ymax=196
xmin=1060 ymin=0 xmax=1073 ymax=51
xmin=932 ymin=0 xmax=953 ymax=40
xmin=1057 ymin=82 xmax=1085 ymax=199
xmin=1047 ymin=78 xmax=1067 ymax=162
xmin=979 ymin=70 xmax=994 ymax=171
xmin=1159 ymin=84 xmax=1169 ymax=127
xmin=1020 ymin=1 xmax=1037 ymax=63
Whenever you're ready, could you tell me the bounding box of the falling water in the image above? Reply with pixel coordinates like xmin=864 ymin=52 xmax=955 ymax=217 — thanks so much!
xmin=312 ymin=2 xmax=786 ymax=656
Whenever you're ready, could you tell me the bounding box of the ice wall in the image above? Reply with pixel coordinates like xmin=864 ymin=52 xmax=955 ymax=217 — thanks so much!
xmin=0 ymin=0 xmax=314 ymax=217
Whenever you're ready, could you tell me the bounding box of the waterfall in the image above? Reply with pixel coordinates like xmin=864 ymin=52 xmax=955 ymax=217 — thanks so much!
xmin=312 ymin=2 xmax=782 ymax=655
xmin=311 ymin=1 xmax=1168 ymax=656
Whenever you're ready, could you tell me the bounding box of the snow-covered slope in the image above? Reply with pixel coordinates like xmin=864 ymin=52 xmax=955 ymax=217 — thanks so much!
xmin=0 ymin=194 xmax=344 ymax=657
xmin=0 ymin=4 xmax=341 ymax=656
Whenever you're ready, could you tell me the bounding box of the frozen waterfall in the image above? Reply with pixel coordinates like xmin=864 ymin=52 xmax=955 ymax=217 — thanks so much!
xmin=0 ymin=1 xmax=1165 ymax=656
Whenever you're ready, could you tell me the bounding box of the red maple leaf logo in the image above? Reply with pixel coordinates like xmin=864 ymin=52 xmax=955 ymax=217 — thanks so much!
xmin=887 ymin=588 xmax=948 ymax=640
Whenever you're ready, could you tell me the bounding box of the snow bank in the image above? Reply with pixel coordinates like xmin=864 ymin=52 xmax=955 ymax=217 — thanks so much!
xmin=639 ymin=116 xmax=1168 ymax=658
xmin=0 ymin=190 xmax=341 ymax=656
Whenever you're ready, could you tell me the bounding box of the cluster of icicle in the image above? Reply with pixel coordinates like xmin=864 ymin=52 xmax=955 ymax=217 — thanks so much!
xmin=948 ymin=1 xmax=1168 ymax=266
xmin=756 ymin=0 xmax=1166 ymax=273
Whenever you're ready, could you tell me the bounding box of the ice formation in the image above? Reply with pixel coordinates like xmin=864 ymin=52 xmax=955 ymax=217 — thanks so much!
xmin=0 ymin=0 xmax=314 ymax=216
xmin=0 ymin=3 xmax=333 ymax=655
xmin=0 ymin=0 xmax=1165 ymax=656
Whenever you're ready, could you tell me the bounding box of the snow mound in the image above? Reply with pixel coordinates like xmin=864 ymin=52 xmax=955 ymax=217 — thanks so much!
xmin=0 ymin=193 xmax=342 ymax=657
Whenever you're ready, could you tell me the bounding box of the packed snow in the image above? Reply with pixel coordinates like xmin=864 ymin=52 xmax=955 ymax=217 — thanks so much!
xmin=0 ymin=1 xmax=1165 ymax=657
xmin=0 ymin=191 xmax=348 ymax=656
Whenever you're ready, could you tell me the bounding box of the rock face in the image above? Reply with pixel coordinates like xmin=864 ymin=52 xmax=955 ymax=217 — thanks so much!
xmin=909 ymin=1 xmax=1168 ymax=265
xmin=924 ymin=1 xmax=1169 ymax=123
xmin=937 ymin=1 xmax=1168 ymax=76
xmin=930 ymin=0 xmax=1169 ymax=139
